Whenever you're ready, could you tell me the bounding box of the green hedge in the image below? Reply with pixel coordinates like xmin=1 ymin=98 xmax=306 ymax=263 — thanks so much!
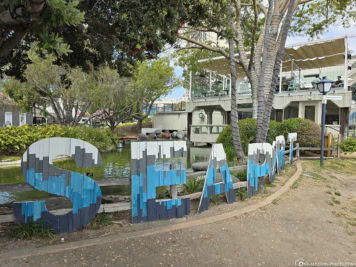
xmin=217 ymin=118 xmax=321 ymax=158
xmin=340 ymin=137 xmax=356 ymax=153
xmin=0 ymin=125 xmax=114 ymax=154
xmin=278 ymin=118 xmax=321 ymax=148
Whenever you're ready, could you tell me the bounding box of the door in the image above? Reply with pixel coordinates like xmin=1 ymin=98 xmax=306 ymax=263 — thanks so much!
xmin=304 ymin=105 xmax=316 ymax=122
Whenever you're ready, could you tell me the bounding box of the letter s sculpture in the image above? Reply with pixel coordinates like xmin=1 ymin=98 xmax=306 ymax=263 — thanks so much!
xmin=13 ymin=137 xmax=102 ymax=233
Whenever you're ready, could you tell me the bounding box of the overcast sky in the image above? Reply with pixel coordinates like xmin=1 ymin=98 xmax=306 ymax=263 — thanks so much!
xmin=166 ymin=25 xmax=356 ymax=99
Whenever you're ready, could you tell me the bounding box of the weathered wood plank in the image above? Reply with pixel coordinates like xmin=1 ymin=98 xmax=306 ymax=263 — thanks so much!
xmin=299 ymin=157 xmax=334 ymax=160
xmin=298 ymin=147 xmax=334 ymax=151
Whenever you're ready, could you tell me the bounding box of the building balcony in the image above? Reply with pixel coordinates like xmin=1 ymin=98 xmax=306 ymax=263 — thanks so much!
xmin=190 ymin=124 xmax=227 ymax=144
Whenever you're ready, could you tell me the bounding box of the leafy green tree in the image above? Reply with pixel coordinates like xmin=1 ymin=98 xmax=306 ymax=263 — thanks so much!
xmin=89 ymin=67 xmax=133 ymax=132
xmin=175 ymin=0 xmax=355 ymax=160
xmin=0 ymin=0 xmax=189 ymax=79
xmin=131 ymin=57 xmax=180 ymax=130
xmin=3 ymin=48 xmax=94 ymax=125
xmin=290 ymin=0 xmax=356 ymax=37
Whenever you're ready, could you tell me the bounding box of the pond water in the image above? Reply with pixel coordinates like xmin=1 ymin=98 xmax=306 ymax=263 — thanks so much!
xmin=0 ymin=145 xmax=212 ymax=185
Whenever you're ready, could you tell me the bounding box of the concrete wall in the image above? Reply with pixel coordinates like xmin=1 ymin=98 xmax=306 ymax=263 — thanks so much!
xmin=192 ymin=109 xmax=225 ymax=125
xmin=152 ymin=112 xmax=188 ymax=131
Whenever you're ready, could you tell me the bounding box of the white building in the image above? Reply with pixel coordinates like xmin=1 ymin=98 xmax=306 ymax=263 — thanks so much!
xmin=153 ymin=36 xmax=354 ymax=144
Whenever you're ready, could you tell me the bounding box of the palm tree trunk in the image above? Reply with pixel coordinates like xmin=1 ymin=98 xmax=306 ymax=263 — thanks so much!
xmin=228 ymin=38 xmax=245 ymax=161
xmin=260 ymin=0 xmax=297 ymax=142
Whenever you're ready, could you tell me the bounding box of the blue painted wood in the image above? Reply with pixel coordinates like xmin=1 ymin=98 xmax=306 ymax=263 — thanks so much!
xmin=13 ymin=138 xmax=102 ymax=234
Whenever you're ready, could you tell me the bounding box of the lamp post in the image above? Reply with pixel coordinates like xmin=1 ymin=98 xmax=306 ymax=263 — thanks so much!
xmin=316 ymin=76 xmax=334 ymax=167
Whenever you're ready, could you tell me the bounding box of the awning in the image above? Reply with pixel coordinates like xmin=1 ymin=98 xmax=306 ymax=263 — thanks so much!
xmin=282 ymin=37 xmax=346 ymax=71
xmin=199 ymin=36 xmax=349 ymax=77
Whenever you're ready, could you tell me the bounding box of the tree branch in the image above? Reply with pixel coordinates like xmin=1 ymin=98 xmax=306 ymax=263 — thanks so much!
xmin=0 ymin=29 xmax=27 ymax=58
xmin=177 ymin=34 xmax=229 ymax=58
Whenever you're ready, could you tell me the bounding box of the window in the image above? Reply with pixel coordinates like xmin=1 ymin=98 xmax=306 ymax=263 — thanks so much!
xmin=325 ymin=101 xmax=339 ymax=125
xmin=284 ymin=102 xmax=299 ymax=120
xmin=304 ymin=106 xmax=316 ymax=122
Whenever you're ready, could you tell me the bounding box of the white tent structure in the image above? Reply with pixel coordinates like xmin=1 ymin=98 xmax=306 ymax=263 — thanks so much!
xmin=198 ymin=35 xmax=353 ymax=92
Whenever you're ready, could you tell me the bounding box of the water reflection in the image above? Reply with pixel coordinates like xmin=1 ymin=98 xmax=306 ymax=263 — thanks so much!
xmin=0 ymin=192 xmax=13 ymax=204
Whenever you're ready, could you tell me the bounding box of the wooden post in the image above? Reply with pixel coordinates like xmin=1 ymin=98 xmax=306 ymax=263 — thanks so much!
xmin=337 ymin=134 xmax=341 ymax=159
xmin=325 ymin=133 xmax=332 ymax=157
xmin=296 ymin=143 xmax=300 ymax=160
xmin=170 ymin=185 xmax=178 ymax=199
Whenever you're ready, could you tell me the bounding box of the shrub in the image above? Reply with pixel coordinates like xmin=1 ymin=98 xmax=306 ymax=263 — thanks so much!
xmin=0 ymin=125 xmax=114 ymax=154
xmin=7 ymin=222 xmax=55 ymax=239
xmin=217 ymin=119 xmax=281 ymax=155
xmin=235 ymin=188 xmax=248 ymax=201
xmin=63 ymin=126 xmax=113 ymax=151
xmin=230 ymin=170 xmax=247 ymax=181
xmin=217 ymin=118 xmax=321 ymax=158
xmin=182 ymin=178 xmax=204 ymax=194
xmin=279 ymin=118 xmax=321 ymax=147
xmin=339 ymin=137 xmax=356 ymax=153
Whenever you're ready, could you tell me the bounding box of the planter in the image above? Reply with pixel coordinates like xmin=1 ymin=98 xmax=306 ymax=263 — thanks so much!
xmin=340 ymin=151 xmax=356 ymax=159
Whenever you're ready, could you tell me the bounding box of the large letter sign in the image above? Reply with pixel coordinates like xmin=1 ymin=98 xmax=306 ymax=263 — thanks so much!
xmin=269 ymin=141 xmax=278 ymax=183
xmin=247 ymin=143 xmax=274 ymax=198
xmin=288 ymin=133 xmax=297 ymax=164
xmin=13 ymin=138 xmax=102 ymax=233
xmin=247 ymin=134 xmax=297 ymax=198
xmin=131 ymin=141 xmax=190 ymax=223
xmin=198 ymin=144 xmax=235 ymax=213
xmin=275 ymin=135 xmax=286 ymax=173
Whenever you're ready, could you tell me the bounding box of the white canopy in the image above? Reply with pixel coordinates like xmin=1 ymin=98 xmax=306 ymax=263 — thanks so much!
xmin=282 ymin=37 xmax=346 ymax=71
xmin=199 ymin=36 xmax=350 ymax=77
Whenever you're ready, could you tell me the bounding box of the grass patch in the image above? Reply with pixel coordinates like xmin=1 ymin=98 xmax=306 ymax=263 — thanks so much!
xmin=334 ymin=191 xmax=341 ymax=196
xmin=291 ymin=179 xmax=301 ymax=189
xmin=7 ymin=222 xmax=56 ymax=239
xmin=210 ymin=195 xmax=218 ymax=205
xmin=0 ymin=155 xmax=21 ymax=162
xmin=272 ymin=198 xmax=280 ymax=205
xmin=182 ymin=178 xmax=204 ymax=194
xmin=230 ymin=170 xmax=247 ymax=182
xmin=331 ymin=197 xmax=341 ymax=205
xmin=10 ymin=190 xmax=53 ymax=202
xmin=265 ymin=183 xmax=277 ymax=188
xmin=101 ymin=185 xmax=131 ymax=196
xmin=156 ymin=186 xmax=170 ymax=199
xmin=235 ymin=188 xmax=248 ymax=201
xmin=89 ymin=213 xmax=113 ymax=229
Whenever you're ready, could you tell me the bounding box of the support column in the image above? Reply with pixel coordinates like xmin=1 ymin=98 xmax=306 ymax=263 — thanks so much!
xmin=279 ymin=62 xmax=282 ymax=94
xmin=344 ymin=37 xmax=349 ymax=91
xmin=276 ymin=109 xmax=283 ymax=122
xmin=340 ymin=107 xmax=350 ymax=140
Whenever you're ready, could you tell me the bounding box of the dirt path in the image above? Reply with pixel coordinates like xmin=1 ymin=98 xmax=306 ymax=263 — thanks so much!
xmin=1 ymin=160 xmax=356 ymax=266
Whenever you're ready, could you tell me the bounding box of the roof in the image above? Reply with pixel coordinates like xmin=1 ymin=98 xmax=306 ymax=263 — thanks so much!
xmin=199 ymin=36 xmax=352 ymax=77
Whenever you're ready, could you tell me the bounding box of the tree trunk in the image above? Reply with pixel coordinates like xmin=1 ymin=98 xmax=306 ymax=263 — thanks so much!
xmin=228 ymin=38 xmax=245 ymax=161
xmin=259 ymin=0 xmax=297 ymax=142
xmin=136 ymin=118 xmax=143 ymax=131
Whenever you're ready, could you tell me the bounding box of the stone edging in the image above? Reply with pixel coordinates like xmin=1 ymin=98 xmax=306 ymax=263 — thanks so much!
xmin=0 ymin=161 xmax=302 ymax=262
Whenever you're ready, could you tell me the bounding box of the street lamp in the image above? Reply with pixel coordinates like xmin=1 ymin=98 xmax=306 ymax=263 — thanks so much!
xmin=316 ymin=76 xmax=334 ymax=167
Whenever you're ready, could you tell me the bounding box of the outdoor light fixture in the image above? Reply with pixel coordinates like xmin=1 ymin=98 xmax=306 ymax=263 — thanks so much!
xmin=199 ymin=112 xmax=205 ymax=120
xmin=316 ymin=76 xmax=333 ymax=95
xmin=316 ymin=76 xmax=334 ymax=167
